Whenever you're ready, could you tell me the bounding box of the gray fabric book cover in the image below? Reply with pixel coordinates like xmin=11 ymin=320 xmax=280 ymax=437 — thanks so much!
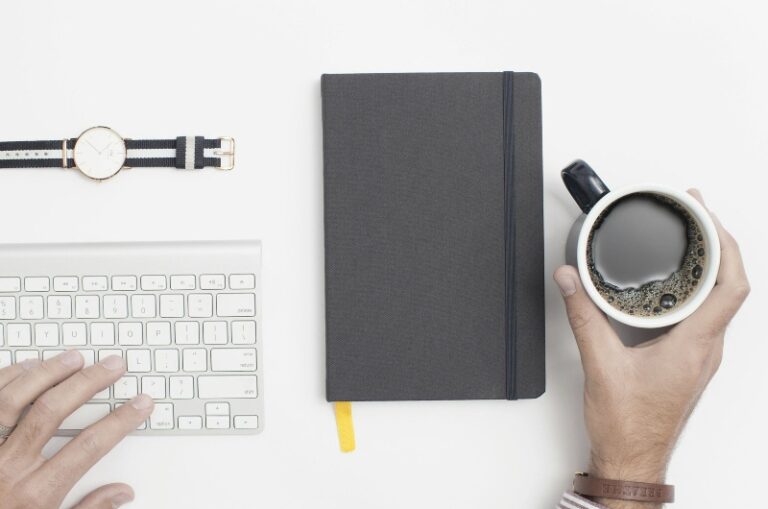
xmin=322 ymin=72 xmax=544 ymax=401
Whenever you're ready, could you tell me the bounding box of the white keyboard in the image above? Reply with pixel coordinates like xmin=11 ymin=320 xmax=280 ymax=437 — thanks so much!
xmin=0 ymin=240 xmax=262 ymax=435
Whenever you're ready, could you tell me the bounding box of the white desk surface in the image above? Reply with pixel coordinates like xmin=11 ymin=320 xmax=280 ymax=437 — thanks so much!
xmin=2 ymin=1 xmax=766 ymax=507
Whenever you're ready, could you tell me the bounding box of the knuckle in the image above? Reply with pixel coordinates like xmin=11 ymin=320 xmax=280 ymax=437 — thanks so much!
xmin=77 ymin=428 xmax=103 ymax=459
xmin=731 ymin=282 xmax=751 ymax=302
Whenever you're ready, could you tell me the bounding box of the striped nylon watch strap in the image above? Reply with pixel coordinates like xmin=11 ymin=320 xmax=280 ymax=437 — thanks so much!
xmin=0 ymin=136 xmax=233 ymax=170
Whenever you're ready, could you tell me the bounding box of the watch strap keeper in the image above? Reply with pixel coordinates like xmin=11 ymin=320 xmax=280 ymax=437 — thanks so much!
xmin=573 ymin=473 xmax=675 ymax=503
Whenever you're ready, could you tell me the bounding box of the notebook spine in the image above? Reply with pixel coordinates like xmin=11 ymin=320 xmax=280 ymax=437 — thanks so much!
xmin=503 ymin=71 xmax=545 ymax=400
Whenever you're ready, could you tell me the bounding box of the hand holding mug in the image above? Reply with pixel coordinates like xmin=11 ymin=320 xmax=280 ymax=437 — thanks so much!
xmin=555 ymin=184 xmax=749 ymax=508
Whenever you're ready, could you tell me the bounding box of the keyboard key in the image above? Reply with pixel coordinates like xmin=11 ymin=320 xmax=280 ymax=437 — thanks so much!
xmin=142 ymin=376 xmax=166 ymax=399
xmin=0 ymin=324 xmax=3 ymax=345
xmin=15 ymin=350 xmax=38 ymax=362
xmin=90 ymin=323 xmax=115 ymax=346
xmin=169 ymin=376 xmax=194 ymax=399
xmin=62 ymin=323 xmax=87 ymax=346
xmin=60 ymin=403 xmax=111 ymax=430
xmin=206 ymin=416 xmax=229 ymax=429
xmin=126 ymin=349 xmax=151 ymax=372
xmin=216 ymin=293 xmax=256 ymax=317
xmin=205 ymin=402 xmax=230 ymax=416
xmin=53 ymin=276 xmax=78 ymax=292
xmin=48 ymin=296 xmax=72 ymax=319
xmin=0 ymin=351 xmax=10 ymax=368
xmin=83 ymin=276 xmax=108 ymax=291
xmin=229 ymin=274 xmax=255 ymax=290
xmin=34 ymin=323 xmax=59 ymax=346
xmin=24 ymin=277 xmax=49 ymax=292
xmin=178 ymin=416 xmax=202 ymax=429
xmin=182 ymin=348 xmax=207 ymax=372
xmin=0 ymin=298 xmax=15 ymax=320
xmin=114 ymin=376 xmax=138 ymax=399
xmin=118 ymin=322 xmax=143 ymax=346
xmin=188 ymin=294 xmax=213 ymax=318
xmin=231 ymin=321 xmax=256 ymax=345
xmin=19 ymin=296 xmax=44 ymax=320
xmin=155 ymin=349 xmax=179 ymax=373
xmin=141 ymin=275 xmax=166 ymax=291
xmin=98 ymin=349 xmax=123 ymax=362
xmin=198 ymin=375 xmax=257 ymax=399
xmin=170 ymin=275 xmax=196 ymax=290
xmin=42 ymin=349 xmax=65 ymax=360
xmin=203 ymin=321 xmax=227 ymax=345
xmin=0 ymin=277 xmax=21 ymax=292
xmin=7 ymin=324 xmax=31 ymax=346
xmin=160 ymin=294 xmax=184 ymax=318
xmin=112 ymin=276 xmax=137 ymax=291
xmin=93 ymin=387 xmax=110 ymax=400
xmin=78 ymin=349 xmax=96 ymax=367
xmin=75 ymin=296 xmax=99 ymax=319
xmin=104 ymin=295 xmax=128 ymax=319
xmin=200 ymin=274 xmax=225 ymax=290
xmin=234 ymin=415 xmax=259 ymax=429
xmin=131 ymin=295 xmax=156 ymax=318
xmin=146 ymin=322 xmax=171 ymax=345
xmin=211 ymin=348 xmax=257 ymax=372
xmin=175 ymin=322 xmax=199 ymax=345
xmin=150 ymin=403 xmax=174 ymax=429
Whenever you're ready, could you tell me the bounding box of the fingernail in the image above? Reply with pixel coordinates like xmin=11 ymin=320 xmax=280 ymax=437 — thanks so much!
xmin=100 ymin=355 xmax=124 ymax=371
xmin=59 ymin=350 xmax=83 ymax=368
xmin=111 ymin=492 xmax=134 ymax=508
xmin=20 ymin=358 xmax=41 ymax=370
xmin=554 ymin=270 xmax=578 ymax=297
xmin=129 ymin=394 xmax=153 ymax=410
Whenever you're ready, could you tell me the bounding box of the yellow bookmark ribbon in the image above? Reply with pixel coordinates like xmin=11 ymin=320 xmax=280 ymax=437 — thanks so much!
xmin=334 ymin=401 xmax=356 ymax=452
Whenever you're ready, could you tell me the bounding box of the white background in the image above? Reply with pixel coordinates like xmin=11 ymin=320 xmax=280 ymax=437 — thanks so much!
xmin=1 ymin=1 xmax=766 ymax=507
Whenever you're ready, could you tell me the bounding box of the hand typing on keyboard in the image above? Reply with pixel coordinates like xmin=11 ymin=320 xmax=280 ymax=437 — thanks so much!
xmin=0 ymin=351 xmax=153 ymax=508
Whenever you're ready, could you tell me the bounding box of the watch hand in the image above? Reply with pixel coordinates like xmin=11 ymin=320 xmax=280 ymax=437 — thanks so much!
xmin=84 ymin=140 xmax=100 ymax=152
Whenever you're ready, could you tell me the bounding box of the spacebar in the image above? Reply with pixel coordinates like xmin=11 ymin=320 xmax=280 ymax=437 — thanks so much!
xmin=198 ymin=376 xmax=258 ymax=398
xmin=60 ymin=403 xmax=111 ymax=430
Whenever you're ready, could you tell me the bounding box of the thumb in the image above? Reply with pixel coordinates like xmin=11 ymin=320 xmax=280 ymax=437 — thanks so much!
xmin=71 ymin=483 xmax=134 ymax=509
xmin=553 ymin=265 xmax=623 ymax=367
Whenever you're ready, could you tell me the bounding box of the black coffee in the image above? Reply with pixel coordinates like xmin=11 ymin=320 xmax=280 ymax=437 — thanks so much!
xmin=586 ymin=193 xmax=706 ymax=317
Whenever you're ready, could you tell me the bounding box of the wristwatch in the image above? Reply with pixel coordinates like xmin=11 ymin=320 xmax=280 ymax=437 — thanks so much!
xmin=0 ymin=126 xmax=235 ymax=180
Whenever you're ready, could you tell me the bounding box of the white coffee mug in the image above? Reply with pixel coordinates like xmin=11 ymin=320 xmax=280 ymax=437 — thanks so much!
xmin=562 ymin=160 xmax=720 ymax=329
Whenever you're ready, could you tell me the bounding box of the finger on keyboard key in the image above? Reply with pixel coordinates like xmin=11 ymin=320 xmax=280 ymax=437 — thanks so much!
xmin=198 ymin=375 xmax=258 ymax=399
xmin=42 ymin=349 xmax=65 ymax=361
xmin=78 ymin=349 xmax=95 ymax=367
xmin=0 ymin=351 xmax=11 ymax=368
xmin=211 ymin=348 xmax=257 ymax=372
xmin=60 ymin=403 xmax=111 ymax=430
xmin=15 ymin=350 xmax=39 ymax=363
xmin=216 ymin=293 xmax=256 ymax=317
xmin=150 ymin=403 xmax=174 ymax=429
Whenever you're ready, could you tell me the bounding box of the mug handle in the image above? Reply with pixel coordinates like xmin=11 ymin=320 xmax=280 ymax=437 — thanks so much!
xmin=561 ymin=160 xmax=610 ymax=213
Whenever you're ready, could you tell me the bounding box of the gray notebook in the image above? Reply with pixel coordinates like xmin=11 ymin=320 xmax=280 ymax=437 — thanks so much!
xmin=322 ymin=72 xmax=544 ymax=401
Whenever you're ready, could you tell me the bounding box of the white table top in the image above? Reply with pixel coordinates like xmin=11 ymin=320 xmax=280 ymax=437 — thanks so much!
xmin=2 ymin=1 xmax=766 ymax=507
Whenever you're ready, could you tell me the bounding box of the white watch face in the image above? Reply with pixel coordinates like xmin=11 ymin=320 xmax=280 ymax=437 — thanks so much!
xmin=73 ymin=127 xmax=127 ymax=180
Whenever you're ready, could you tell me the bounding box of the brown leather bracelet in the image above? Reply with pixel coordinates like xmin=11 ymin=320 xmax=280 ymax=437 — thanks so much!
xmin=573 ymin=472 xmax=675 ymax=503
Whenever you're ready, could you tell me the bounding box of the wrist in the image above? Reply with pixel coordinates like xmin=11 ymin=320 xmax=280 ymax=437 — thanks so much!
xmin=587 ymin=452 xmax=670 ymax=509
